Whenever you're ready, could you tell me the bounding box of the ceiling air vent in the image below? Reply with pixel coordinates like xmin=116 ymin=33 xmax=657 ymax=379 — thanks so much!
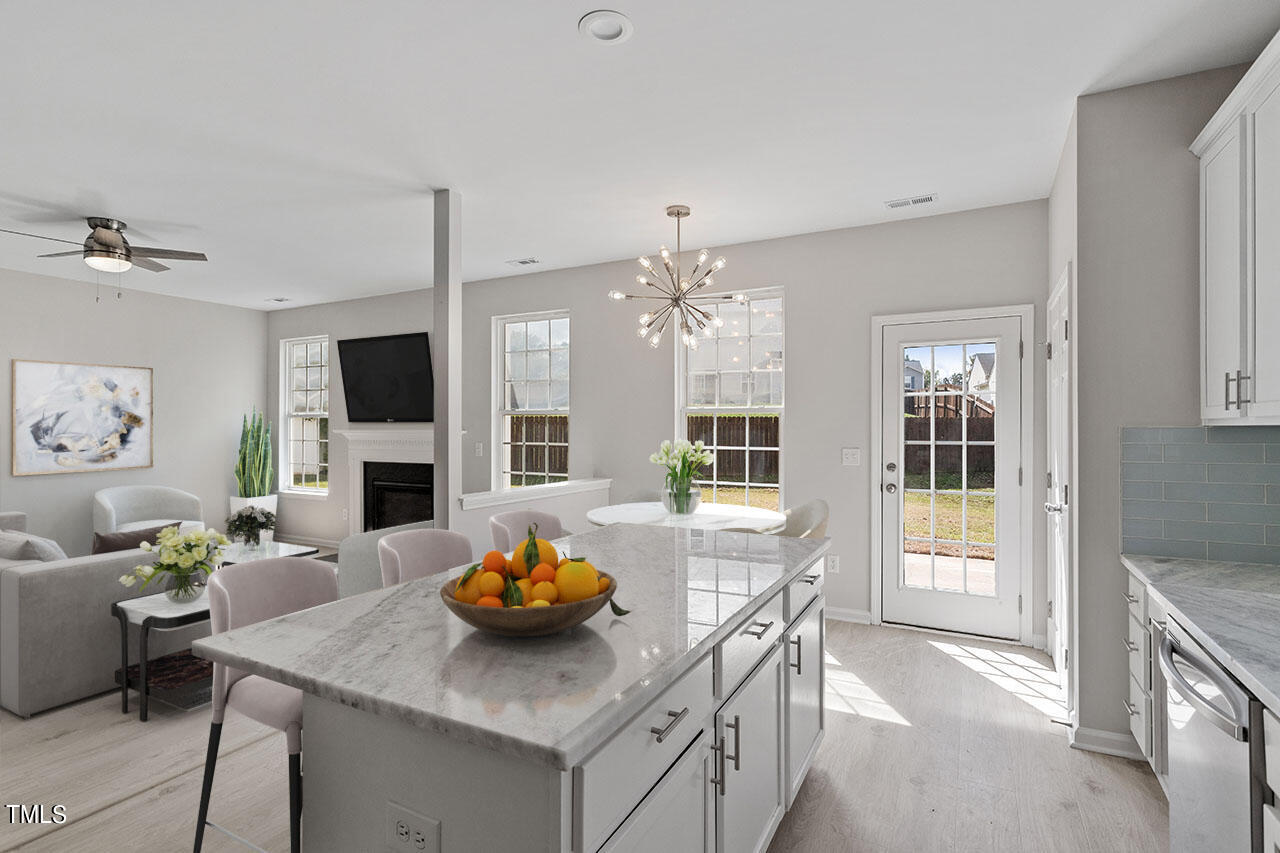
xmin=885 ymin=193 xmax=938 ymax=210
xmin=506 ymin=257 xmax=540 ymax=267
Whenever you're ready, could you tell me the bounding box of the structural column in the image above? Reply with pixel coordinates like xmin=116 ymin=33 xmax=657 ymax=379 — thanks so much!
xmin=433 ymin=189 xmax=462 ymax=528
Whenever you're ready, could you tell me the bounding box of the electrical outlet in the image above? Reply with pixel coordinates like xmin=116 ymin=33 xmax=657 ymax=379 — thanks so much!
xmin=841 ymin=447 xmax=861 ymax=466
xmin=341 ymin=507 xmax=349 ymax=521
xmin=474 ymin=441 xmax=484 ymax=457
xmin=386 ymin=802 xmax=440 ymax=852
xmin=827 ymin=555 xmax=840 ymax=574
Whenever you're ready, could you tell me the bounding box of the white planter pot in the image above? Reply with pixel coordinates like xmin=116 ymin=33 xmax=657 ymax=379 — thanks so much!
xmin=228 ymin=495 xmax=277 ymax=542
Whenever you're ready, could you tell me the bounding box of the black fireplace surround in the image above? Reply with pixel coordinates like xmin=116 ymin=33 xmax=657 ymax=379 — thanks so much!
xmin=363 ymin=461 xmax=433 ymax=531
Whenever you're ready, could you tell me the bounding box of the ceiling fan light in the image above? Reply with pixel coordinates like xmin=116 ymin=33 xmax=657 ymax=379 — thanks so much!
xmin=84 ymin=252 xmax=131 ymax=273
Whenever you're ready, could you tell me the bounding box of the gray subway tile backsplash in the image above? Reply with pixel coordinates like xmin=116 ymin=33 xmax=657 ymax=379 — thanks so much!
xmin=1122 ymin=426 xmax=1280 ymax=565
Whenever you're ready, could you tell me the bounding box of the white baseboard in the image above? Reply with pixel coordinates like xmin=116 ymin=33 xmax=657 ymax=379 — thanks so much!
xmin=1031 ymin=633 xmax=1046 ymax=651
xmin=275 ymin=534 xmax=341 ymax=549
xmin=825 ymin=607 xmax=872 ymax=624
xmin=1070 ymin=726 xmax=1144 ymax=761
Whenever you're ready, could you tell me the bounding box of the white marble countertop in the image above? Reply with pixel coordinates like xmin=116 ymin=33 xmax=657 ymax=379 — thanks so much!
xmin=1120 ymin=553 xmax=1280 ymax=710
xmin=194 ymin=523 xmax=829 ymax=770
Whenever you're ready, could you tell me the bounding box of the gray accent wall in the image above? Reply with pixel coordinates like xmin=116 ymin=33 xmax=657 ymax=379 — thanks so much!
xmin=0 ymin=267 xmax=268 ymax=555
xmin=1121 ymin=426 xmax=1280 ymax=564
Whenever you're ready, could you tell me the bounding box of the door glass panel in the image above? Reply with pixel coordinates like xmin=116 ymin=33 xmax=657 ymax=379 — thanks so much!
xmin=899 ymin=341 xmax=999 ymax=596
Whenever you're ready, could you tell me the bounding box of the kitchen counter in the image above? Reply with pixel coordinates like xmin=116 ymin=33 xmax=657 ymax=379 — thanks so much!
xmin=194 ymin=522 xmax=829 ymax=770
xmin=1120 ymin=553 xmax=1280 ymax=710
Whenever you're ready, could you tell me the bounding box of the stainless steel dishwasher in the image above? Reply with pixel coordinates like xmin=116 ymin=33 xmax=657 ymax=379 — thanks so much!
xmin=1159 ymin=617 xmax=1265 ymax=852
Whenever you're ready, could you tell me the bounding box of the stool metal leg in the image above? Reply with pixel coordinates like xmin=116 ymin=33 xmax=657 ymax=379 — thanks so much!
xmin=288 ymin=752 xmax=302 ymax=853
xmin=193 ymin=722 xmax=221 ymax=852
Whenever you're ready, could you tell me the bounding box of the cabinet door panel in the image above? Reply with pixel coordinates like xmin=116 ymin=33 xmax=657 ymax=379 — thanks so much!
xmin=785 ymin=598 xmax=824 ymax=807
xmin=716 ymin=644 xmax=784 ymax=853
xmin=600 ymin=733 xmax=712 ymax=853
xmin=1251 ymin=79 xmax=1280 ymax=418
xmin=1202 ymin=125 xmax=1245 ymax=420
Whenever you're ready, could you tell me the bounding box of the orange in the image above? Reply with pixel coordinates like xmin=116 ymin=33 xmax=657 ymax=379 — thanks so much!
xmin=477 ymin=571 xmax=505 ymax=597
xmin=507 ymin=557 xmax=525 ymax=579
xmin=509 ymin=524 xmax=558 ymax=578
xmin=529 ymin=563 xmax=556 ymax=585
xmin=476 ymin=595 xmax=503 ymax=608
xmin=454 ymin=570 xmax=483 ymax=604
xmin=529 ymin=599 xmax=551 ymax=608
xmin=555 ymin=560 xmax=598 ymax=603
xmin=531 ymin=581 xmax=559 ymax=603
xmin=482 ymin=550 xmax=507 ymax=575
xmin=558 ymin=557 xmax=572 ymax=567
xmin=598 ymin=576 xmax=610 ymax=595
xmin=515 ymin=577 xmax=534 ymax=602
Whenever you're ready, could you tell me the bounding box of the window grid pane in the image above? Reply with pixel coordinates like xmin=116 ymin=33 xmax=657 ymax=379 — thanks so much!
xmin=283 ymin=337 xmax=329 ymax=492
xmin=499 ymin=315 xmax=570 ymax=487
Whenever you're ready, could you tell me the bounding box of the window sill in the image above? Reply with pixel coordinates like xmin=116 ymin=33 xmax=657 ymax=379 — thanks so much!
xmin=279 ymin=489 xmax=329 ymax=500
xmin=458 ymin=478 xmax=611 ymax=511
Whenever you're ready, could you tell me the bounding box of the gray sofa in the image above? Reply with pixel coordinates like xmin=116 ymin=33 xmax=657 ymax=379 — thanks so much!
xmin=0 ymin=546 xmax=206 ymax=717
xmin=337 ymin=520 xmax=434 ymax=598
xmin=0 ymin=512 xmax=27 ymax=534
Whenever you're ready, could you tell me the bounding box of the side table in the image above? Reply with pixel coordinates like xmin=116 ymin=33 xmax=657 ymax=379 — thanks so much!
xmin=111 ymin=592 xmax=211 ymax=721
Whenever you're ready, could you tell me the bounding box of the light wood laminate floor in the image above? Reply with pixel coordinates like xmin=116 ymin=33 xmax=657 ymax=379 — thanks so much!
xmin=0 ymin=620 xmax=1165 ymax=852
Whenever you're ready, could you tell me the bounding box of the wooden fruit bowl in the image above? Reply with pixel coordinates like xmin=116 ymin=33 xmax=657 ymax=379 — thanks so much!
xmin=439 ymin=573 xmax=616 ymax=637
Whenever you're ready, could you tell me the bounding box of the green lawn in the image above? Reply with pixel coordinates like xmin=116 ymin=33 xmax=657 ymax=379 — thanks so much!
xmin=904 ymin=491 xmax=994 ymax=558
xmin=695 ymin=485 xmax=780 ymax=511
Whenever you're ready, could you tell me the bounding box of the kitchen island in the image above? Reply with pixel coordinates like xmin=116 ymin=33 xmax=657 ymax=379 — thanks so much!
xmin=193 ymin=523 xmax=829 ymax=852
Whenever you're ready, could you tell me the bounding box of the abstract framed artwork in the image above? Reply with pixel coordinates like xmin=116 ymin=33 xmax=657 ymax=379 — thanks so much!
xmin=11 ymin=359 xmax=153 ymax=476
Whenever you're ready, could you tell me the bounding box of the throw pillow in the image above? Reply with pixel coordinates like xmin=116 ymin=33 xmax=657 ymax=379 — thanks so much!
xmin=19 ymin=532 xmax=67 ymax=562
xmin=92 ymin=523 xmax=170 ymax=555
xmin=0 ymin=531 xmax=67 ymax=563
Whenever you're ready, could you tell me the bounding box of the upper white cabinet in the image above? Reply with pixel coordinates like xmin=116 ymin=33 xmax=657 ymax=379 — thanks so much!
xmin=1195 ymin=31 xmax=1280 ymax=424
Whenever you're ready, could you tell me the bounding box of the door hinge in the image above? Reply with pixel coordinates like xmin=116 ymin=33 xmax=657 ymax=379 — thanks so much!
xmin=1063 ymin=484 xmax=1069 ymax=505
xmin=1065 ymin=647 xmax=1070 ymax=670
xmin=1019 ymin=339 xmax=1024 ymax=359
xmin=1047 ymin=599 xmax=1054 ymax=619
xmin=1047 ymin=341 xmax=1053 ymax=360
xmin=1018 ymin=594 xmax=1023 ymax=615
xmin=1018 ymin=466 xmax=1023 ymax=486
xmin=1064 ymin=319 xmax=1069 ymax=340
xmin=1046 ymin=471 xmax=1053 ymax=489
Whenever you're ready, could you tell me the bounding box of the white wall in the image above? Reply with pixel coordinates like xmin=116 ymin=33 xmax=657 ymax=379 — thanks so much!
xmin=0 ymin=268 xmax=267 ymax=555
xmin=266 ymin=289 xmax=434 ymax=545
xmin=460 ymin=201 xmax=1050 ymax=622
xmin=1065 ymin=64 xmax=1247 ymax=739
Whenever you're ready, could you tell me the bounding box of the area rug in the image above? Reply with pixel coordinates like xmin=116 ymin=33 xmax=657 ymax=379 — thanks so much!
xmin=115 ymin=649 xmax=212 ymax=711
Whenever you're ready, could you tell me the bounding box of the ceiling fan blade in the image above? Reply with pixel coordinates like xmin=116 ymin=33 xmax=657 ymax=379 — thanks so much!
xmin=128 ymin=246 xmax=207 ymax=261
xmin=0 ymin=226 xmax=82 ymax=246
xmin=36 ymin=250 xmax=84 ymax=258
xmin=92 ymin=227 xmax=124 ymax=249
xmin=130 ymin=256 xmax=170 ymax=273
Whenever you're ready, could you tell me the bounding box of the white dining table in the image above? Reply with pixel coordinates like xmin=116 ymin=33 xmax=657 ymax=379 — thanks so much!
xmin=585 ymin=501 xmax=787 ymax=533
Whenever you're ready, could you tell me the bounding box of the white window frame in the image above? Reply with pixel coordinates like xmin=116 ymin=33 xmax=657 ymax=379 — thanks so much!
xmin=279 ymin=334 xmax=330 ymax=496
xmin=676 ymin=286 xmax=785 ymax=509
xmin=491 ymin=310 xmax=571 ymax=490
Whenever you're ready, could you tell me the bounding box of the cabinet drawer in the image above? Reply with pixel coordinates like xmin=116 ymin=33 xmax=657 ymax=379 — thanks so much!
xmin=1264 ymin=803 xmax=1280 ymax=853
xmin=577 ymin=654 xmax=714 ymax=853
xmin=1124 ymin=572 xmax=1147 ymax=623
xmin=1126 ymin=674 xmax=1151 ymax=759
xmin=716 ymin=593 xmax=785 ymax=699
xmin=1265 ymin=707 xmax=1280 ymax=794
xmin=599 ymin=733 xmax=712 ymax=853
xmin=784 ymin=562 xmax=823 ymax=624
xmin=1125 ymin=614 xmax=1150 ymax=690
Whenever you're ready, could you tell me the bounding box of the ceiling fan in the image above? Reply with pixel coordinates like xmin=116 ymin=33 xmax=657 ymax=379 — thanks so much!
xmin=0 ymin=217 xmax=207 ymax=273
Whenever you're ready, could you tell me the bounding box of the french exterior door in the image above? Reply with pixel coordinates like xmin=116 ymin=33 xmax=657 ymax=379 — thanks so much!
xmin=879 ymin=315 xmax=1023 ymax=639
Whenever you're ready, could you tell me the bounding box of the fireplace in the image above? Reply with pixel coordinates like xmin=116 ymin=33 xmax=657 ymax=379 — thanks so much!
xmin=363 ymin=461 xmax=433 ymax=531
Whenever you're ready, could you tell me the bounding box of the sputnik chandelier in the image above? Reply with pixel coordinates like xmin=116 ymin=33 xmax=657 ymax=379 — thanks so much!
xmin=608 ymin=204 xmax=744 ymax=349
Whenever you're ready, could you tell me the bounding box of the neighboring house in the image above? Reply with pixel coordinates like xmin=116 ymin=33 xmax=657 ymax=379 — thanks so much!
xmin=903 ymin=357 xmax=924 ymax=391
xmin=968 ymin=351 xmax=996 ymax=400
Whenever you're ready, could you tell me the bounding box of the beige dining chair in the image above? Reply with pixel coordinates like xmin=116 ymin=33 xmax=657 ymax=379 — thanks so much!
xmin=377 ymin=528 xmax=474 ymax=586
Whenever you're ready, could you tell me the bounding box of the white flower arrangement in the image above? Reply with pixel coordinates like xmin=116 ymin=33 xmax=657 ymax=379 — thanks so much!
xmin=118 ymin=526 xmax=229 ymax=592
xmin=650 ymin=438 xmax=713 ymax=489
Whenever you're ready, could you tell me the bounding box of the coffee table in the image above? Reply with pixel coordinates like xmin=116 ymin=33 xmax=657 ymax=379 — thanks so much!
xmin=111 ymin=539 xmax=321 ymax=721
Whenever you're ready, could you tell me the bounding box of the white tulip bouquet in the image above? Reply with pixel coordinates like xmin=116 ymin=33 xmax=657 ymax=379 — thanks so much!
xmin=650 ymin=439 xmax=713 ymax=514
xmin=119 ymin=526 xmax=230 ymax=602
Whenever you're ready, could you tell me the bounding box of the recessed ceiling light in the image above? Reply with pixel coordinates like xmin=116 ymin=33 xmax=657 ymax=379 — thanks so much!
xmin=579 ymin=10 xmax=633 ymax=44
xmin=506 ymin=257 xmax=540 ymax=267
xmin=266 ymin=297 xmax=291 ymax=303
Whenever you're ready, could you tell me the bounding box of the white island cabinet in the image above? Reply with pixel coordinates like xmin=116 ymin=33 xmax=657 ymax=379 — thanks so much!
xmin=194 ymin=523 xmax=829 ymax=853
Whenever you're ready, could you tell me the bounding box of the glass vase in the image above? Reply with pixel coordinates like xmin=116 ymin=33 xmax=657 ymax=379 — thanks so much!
xmin=663 ymin=482 xmax=701 ymax=515
xmin=165 ymin=572 xmax=206 ymax=604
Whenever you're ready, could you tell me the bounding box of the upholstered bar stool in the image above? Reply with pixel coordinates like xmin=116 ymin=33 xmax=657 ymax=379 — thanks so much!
xmin=489 ymin=509 xmax=567 ymax=552
xmin=780 ymin=498 xmax=830 ymax=538
xmin=194 ymin=556 xmax=338 ymax=853
xmin=377 ymin=528 xmax=474 ymax=586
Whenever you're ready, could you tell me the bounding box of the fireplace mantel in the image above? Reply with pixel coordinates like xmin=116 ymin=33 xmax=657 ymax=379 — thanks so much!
xmin=334 ymin=428 xmax=434 ymax=536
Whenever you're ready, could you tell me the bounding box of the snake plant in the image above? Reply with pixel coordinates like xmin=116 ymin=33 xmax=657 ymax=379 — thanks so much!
xmin=234 ymin=409 xmax=274 ymax=498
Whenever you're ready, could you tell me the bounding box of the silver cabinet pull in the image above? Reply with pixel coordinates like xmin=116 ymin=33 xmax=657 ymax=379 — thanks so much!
xmin=710 ymin=736 xmax=726 ymax=796
xmin=1152 ymin=619 xmax=1167 ymax=632
xmin=1238 ymin=370 xmax=1252 ymax=404
xmin=725 ymin=715 xmax=741 ymax=771
xmin=649 ymin=707 xmax=689 ymax=743
xmin=742 ymin=620 xmax=774 ymax=639
xmin=800 ymin=574 xmax=820 ymax=585
xmin=790 ymin=635 xmax=802 ymax=675
xmin=1226 ymin=371 xmax=1236 ymax=410
xmin=1123 ymin=699 xmax=1138 ymax=717
xmin=1122 ymin=637 xmax=1139 ymax=653
xmin=1122 ymin=591 xmax=1139 ymax=605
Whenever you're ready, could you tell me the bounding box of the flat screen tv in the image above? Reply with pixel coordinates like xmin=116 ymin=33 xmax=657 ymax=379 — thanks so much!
xmin=336 ymin=332 xmax=434 ymax=422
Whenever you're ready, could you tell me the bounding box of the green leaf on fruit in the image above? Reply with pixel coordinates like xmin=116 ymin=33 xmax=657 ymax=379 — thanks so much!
xmin=609 ymin=599 xmax=631 ymax=616
xmin=455 ymin=563 xmax=481 ymax=592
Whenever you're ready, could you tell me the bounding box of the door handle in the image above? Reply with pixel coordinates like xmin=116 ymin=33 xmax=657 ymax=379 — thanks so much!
xmin=1226 ymin=371 xmax=1236 ymax=410
xmin=1158 ymin=633 xmax=1248 ymax=741
xmin=885 ymin=483 xmax=897 ymax=494
xmin=799 ymin=574 xmax=820 ymax=585
xmin=724 ymin=714 xmax=741 ymax=771
xmin=1237 ymin=370 xmax=1252 ymax=405
xmin=1122 ymin=591 xmax=1139 ymax=605
xmin=649 ymin=707 xmax=688 ymax=743
xmin=1122 ymin=637 xmax=1139 ymax=653
xmin=790 ymin=635 xmax=802 ymax=675
xmin=1044 ymin=502 xmax=1064 ymax=514
xmin=710 ymin=736 xmax=726 ymax=796
xmin=1123 ymin=699 xmax=1139 ymax=717
xmin=742 ymin=620 xmax=774 ymax=639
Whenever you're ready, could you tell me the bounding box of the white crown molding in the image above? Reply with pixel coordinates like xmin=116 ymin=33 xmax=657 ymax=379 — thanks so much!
xmin=1191 ymin=28 xmax=1280 ymax=155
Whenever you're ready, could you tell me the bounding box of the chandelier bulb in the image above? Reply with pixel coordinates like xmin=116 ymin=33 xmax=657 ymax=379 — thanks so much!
xmin=679 ymin=278 xmax=690 ymax=291
xmin=638 ymin=256 xmax=654 ymax=271
xmin=713 ymin=257 xmax=727 ymax=271
xmin=697 ymin=249 xmax=709 ymax=265
xmin=703 ymin=275 xmax=714 ymax=288
xmin=636 ymin=274 xmax=649 ymax=286
xmin=608 ymin=290 xmax=626 ymax=301
xmin=712 ymin=316 xmax=725 ymax=327
xmin=688 ymin=334 xmax=700 ymax=350
xmin=639 ymin=312 xmax=653 ymax=325
xmin=703 ymin=324 xmax=716 ymax=338
xmin=659 ymin=246 xmax=670 ymax=260
xmin=649 ymin=330 xmax=663 ymax=348
xmin=637 ymin=324 xmax=651 ymax=338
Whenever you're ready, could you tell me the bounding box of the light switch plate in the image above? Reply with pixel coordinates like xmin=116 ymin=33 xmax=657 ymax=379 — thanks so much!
xmin=828 ymin=555 xmax=840 ymax=574
xmin=841 ymin=447 xmax=861 ymax=466
xmin=474 ymin=441 xmax=484 ymax=457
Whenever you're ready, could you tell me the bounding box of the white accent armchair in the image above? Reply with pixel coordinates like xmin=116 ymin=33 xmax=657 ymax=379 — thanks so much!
xmin=93 ymin=486 xmax=204 ymax=536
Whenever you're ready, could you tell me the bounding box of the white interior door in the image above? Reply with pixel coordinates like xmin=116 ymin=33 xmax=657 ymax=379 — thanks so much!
xmin=1046 ymin=269 xmax=1074 ymax=716
xmin=879 ymin=315 xmax=1023 ymax=639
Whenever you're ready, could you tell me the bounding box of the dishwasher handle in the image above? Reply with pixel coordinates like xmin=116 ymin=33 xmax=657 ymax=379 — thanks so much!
xmin=1158 ymin=632 xmax=1248 ymax=742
